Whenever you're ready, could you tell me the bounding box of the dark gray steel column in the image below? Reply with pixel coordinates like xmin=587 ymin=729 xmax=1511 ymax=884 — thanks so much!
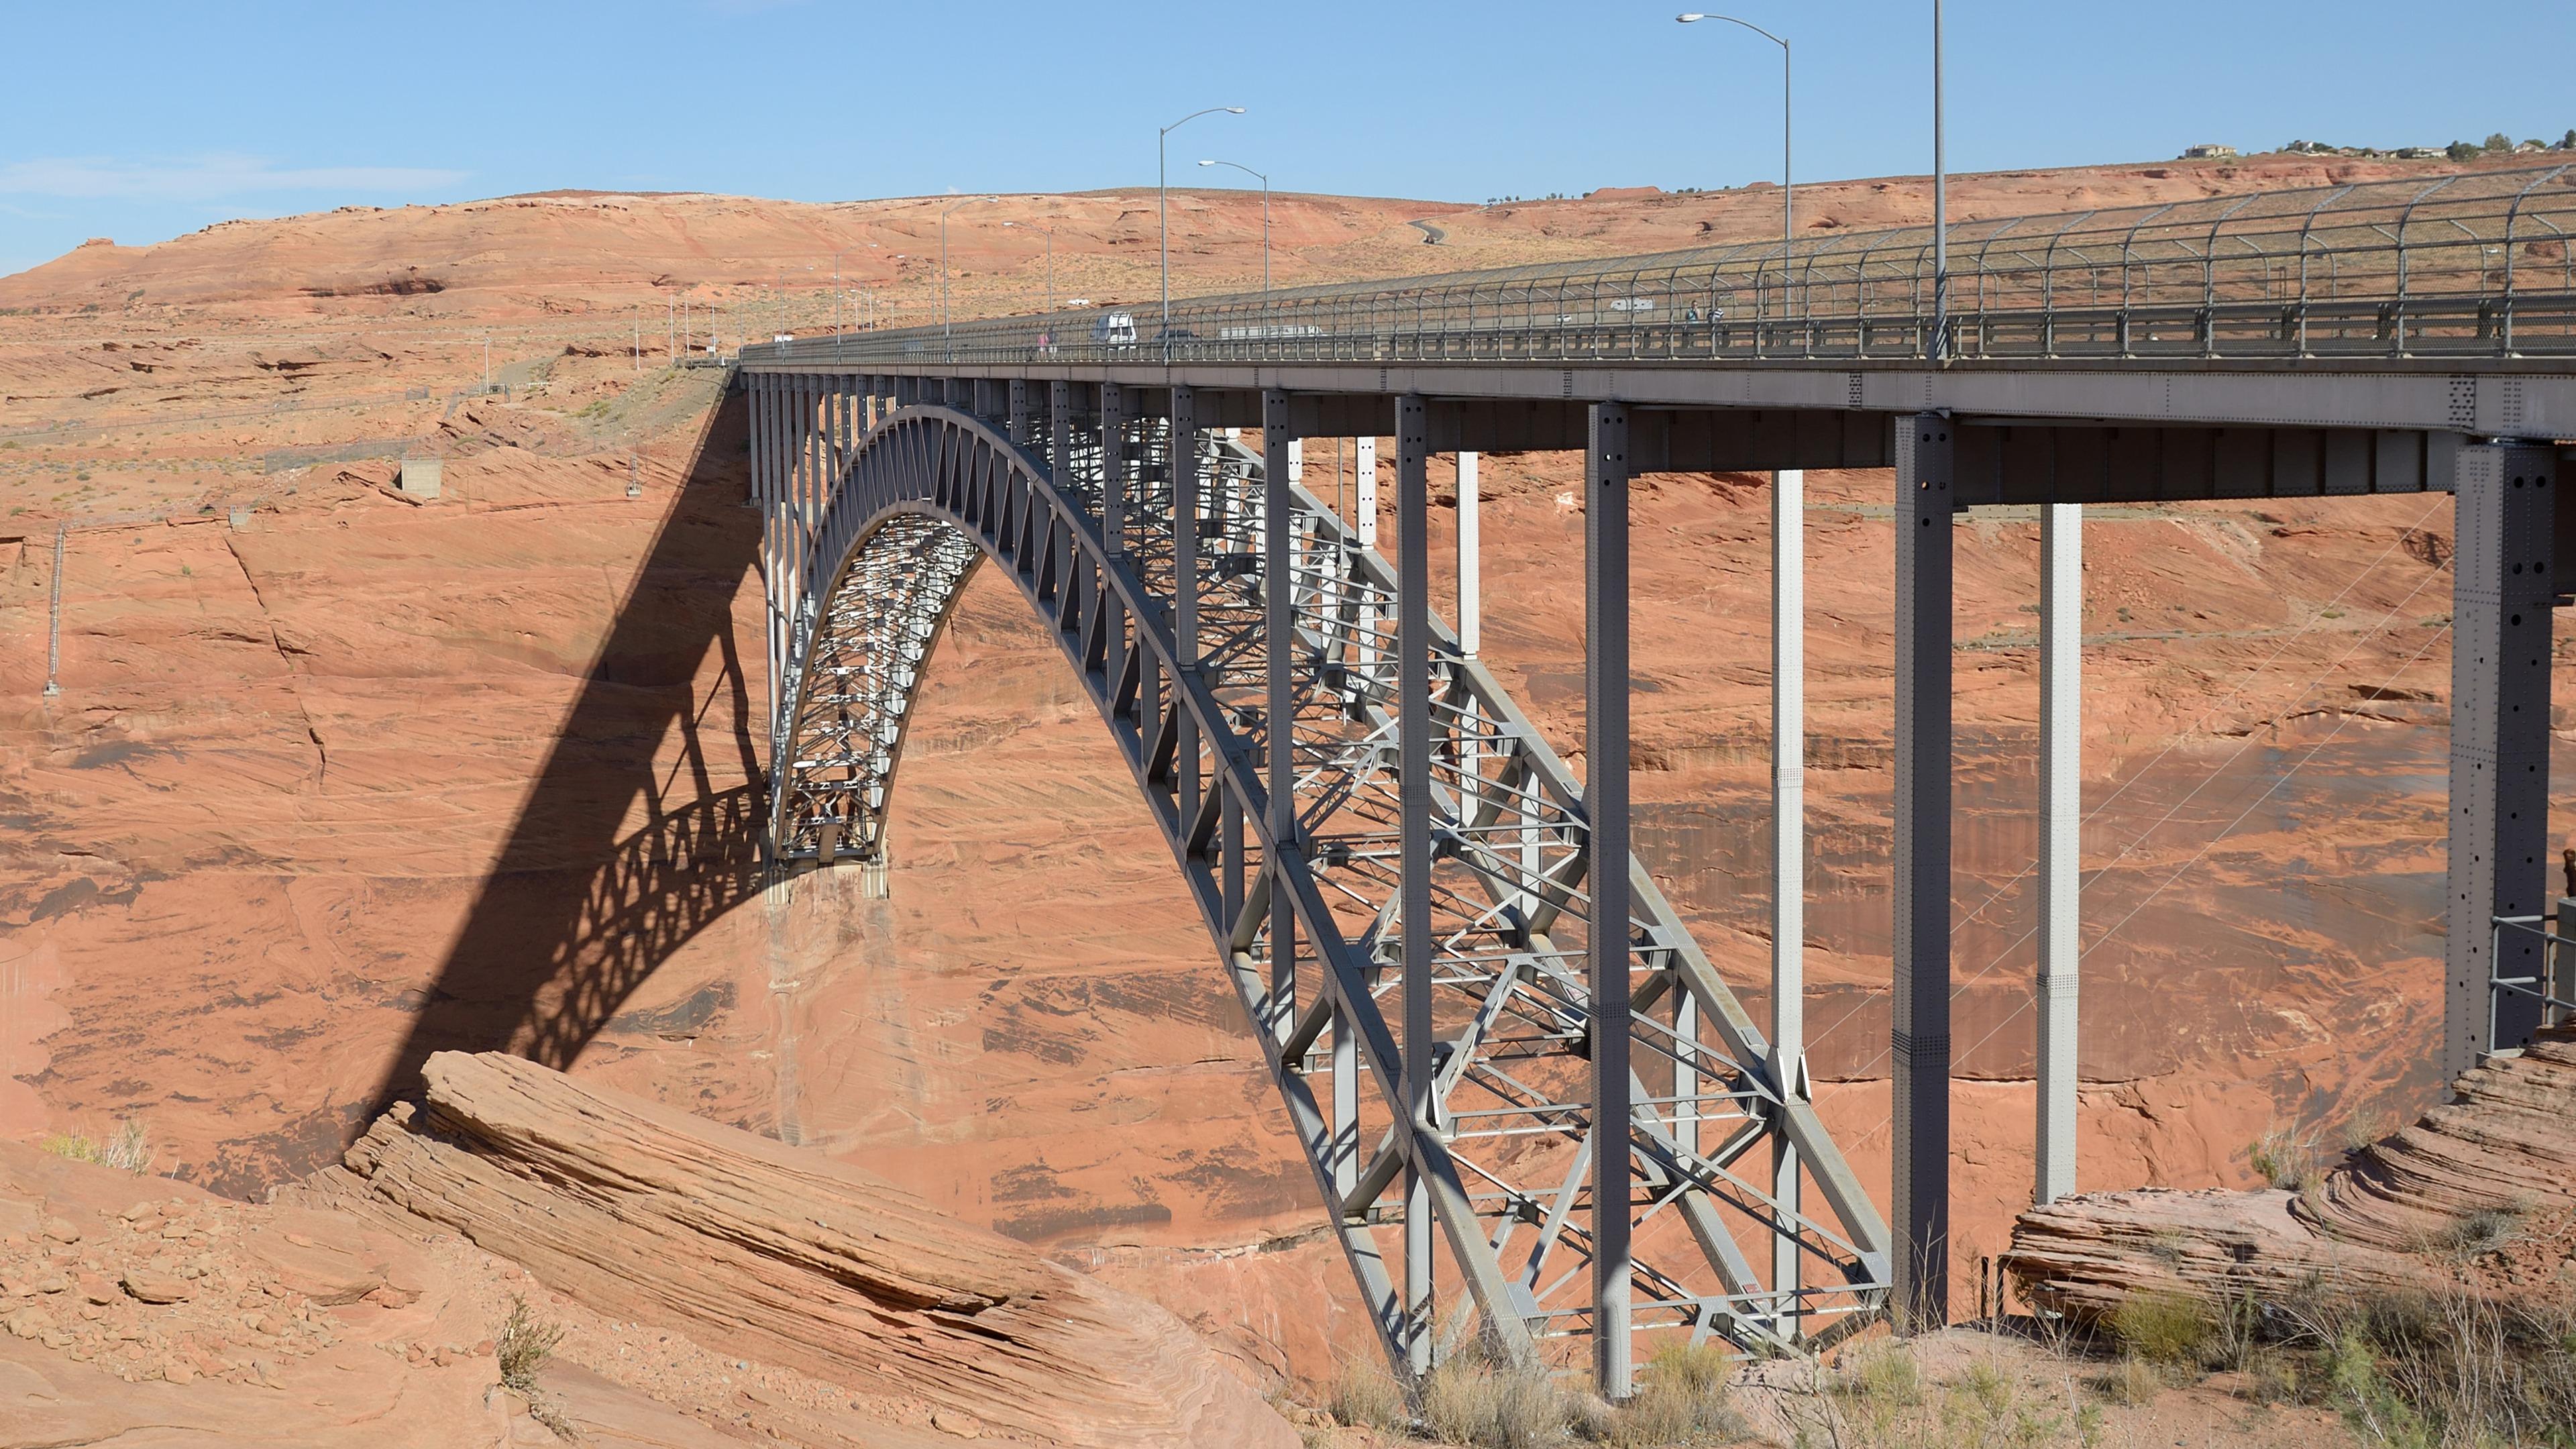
xmin=1100 ymin=383 xmax=1128 ymax=556
xmin=1008 ymin=378 xmax=1030 ymax=446
xmin=1049 ymin=380 xmax=1071 ymax=486
xmin=1173 ymin=385 xmax=1201 ymax=829
xmin=1892 ymin=413 xmax=1954 ymax=1334
xmin=1395 ymin=394 xmax=1435 ymax=1375
xmin=1585 ymin=400 xmax=1633 ymax=1397
xmin=2446 ymin=442 xmax=2559 ymax=1077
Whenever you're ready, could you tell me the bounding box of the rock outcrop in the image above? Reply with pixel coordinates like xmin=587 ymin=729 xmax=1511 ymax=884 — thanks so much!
xmin=290 ymin=1051 xmax=1296 ymax=1449
xmin=2006 ymin=1028 xmax=2576 ymax=1318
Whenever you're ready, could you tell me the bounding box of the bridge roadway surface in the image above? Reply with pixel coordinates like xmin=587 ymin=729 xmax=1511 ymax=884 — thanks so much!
xmin=733 ymin=166 xmax=2576 ymax=1393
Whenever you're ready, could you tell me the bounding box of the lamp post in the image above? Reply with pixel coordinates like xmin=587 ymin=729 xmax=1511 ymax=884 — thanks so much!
xmin=1680 ymin=9 xmax=1801 ymax=1346
xmin=941 ymin=195 xmax=1000 ymax=360
xmin=1197 ymin=158 xmax=1272 ymax=294
xmin=1675 ymin=15 xmax=1790 ymax=266
xmin=1931 ymin=0 xmax=1948 ymax=359
xmin=1161 ymin=105 xmax=1244 ymax=358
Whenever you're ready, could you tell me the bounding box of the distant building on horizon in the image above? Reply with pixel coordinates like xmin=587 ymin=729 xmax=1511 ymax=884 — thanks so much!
xmin=2180 ymin=143 xmax=2240 ymax=160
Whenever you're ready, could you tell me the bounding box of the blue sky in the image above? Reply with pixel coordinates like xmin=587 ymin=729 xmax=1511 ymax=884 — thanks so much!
xmin=3 ymin=0 xmax=2573 ymax=278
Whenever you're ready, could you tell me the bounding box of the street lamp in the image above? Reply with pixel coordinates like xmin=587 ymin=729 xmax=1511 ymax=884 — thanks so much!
xmin=1197 ymin=158 xmax=1273 ymax=294
xmin=941 ymin=195 xmax=1000 ymax=358
xmin=1676 ymin=15 xmax=1790 ymax=266
xmin=1161 ymin=105 xmax=1244 ymax=358
xmin=1931 ymin=0 xmax=1947 ymax=359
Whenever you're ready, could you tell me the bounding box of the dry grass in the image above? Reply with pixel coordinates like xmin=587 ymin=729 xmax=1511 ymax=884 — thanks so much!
xmin=495 ymin=1294 xmax=580 ymax=1440
xmin=2107 ymin=1290 xmax=2218 ymax=1371
xmin=2278 ymin=1285 xmax=2576 ymax=1448
xmin=2245 ymin=1122 xmax=2322 ymax=1193
xmin=40 ymin=1118 xmax=153 ymax=1174
xmin=1601 ymin=1342 xmax=1747 ymax=1446
xmin=1327 ymin=1356 xmax=1408 ymax=1432
xmin=1777 ymin=1340 xmax=2080 ymax=1449
xmin=1417 ymin=1354 xmax=1572 ymax=1449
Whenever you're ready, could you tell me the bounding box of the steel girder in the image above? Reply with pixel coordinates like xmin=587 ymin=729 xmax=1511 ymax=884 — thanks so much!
xmin=755 ymin=381 xmax=1891 ymax=1375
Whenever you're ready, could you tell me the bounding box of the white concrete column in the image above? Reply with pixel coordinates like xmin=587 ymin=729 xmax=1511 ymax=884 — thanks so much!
xmin=1456 ymin=451 xmax=1481 ymax=659
xmin=1356 ymin=435 xmax=1379 ymax=547
xmin=2035 ymin=503 xmax=2083 ymax=1206
xmin=1287 ymin=436 xmax=1304 ymax=490
xmin=1770 ymin=468 xmax=1805 ymax=1334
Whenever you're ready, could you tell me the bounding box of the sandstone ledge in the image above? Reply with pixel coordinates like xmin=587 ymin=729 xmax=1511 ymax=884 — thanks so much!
xmin=2007 ymin=1028 xmax=2576 ymax=1320
xmin=288 ymin=1051 xmax=1294 ymax=1449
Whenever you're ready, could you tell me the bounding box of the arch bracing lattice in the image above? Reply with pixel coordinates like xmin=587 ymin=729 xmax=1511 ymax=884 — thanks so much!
xmin=747 ymin=373 xmax=1891 ymax=1379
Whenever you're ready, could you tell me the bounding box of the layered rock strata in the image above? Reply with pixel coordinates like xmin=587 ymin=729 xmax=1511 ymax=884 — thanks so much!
xmin=290 ymin=1050 xmax=1295 ymax=1449
xmin=2006 ymin=1028 xmax=2576 ymax=1318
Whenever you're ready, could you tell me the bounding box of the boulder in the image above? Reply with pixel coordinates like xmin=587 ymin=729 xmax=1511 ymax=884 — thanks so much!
xmin=291 ymin=1051 xmax=1295 ymax=1449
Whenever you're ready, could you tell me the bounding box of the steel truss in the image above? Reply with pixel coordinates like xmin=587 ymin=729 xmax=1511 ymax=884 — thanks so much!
xmin=749 ymin=373 xmax=1890 ymax=1381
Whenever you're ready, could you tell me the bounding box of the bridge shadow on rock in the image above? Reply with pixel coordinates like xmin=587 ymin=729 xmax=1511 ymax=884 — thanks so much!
xmin=363 ymin=390 xmax=765 ymax=1124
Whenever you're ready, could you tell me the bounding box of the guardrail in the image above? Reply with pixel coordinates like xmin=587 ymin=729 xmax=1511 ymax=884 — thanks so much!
xmin=2489 ymin=912 xmax=2576 ymax=1053
xmin=747 ymin=165 xmax=2576 ymax=368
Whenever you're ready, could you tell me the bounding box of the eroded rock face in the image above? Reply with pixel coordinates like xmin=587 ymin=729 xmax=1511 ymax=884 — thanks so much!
xmin=290 ymin=1051 xmax=1296 ymax=1449
xmin=2005 ymin=1028 xmax=2576 ymax=1318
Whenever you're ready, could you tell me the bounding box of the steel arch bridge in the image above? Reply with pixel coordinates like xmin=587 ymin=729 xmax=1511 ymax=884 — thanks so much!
xmin=748 ymin=377 xmax=1891 ymax=1378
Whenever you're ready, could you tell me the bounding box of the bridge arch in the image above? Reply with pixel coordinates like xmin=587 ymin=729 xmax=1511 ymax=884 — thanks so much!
xmin=753 ymin=385 xmax=1890 ymax=1372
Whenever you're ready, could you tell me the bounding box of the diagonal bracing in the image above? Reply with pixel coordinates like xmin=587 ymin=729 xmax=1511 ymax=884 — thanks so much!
xmin=751 ymin=375 xmax=1890 ymax=1378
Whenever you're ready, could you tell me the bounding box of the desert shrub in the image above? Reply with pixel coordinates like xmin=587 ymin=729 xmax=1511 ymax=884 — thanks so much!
xmin=1787 ymin=1342 xmax=2073 ymax=1449
xmin=1418 ymin=1355 xmax=1570 ymax=1449
xmin=1605 ymin=1341 xmax=1745 ymax=1446
xmin=2282 ymin=1286 xmax=2576 ymax=1448
xmin=2246 ymin=1122 xmax=2320 ymax=1192
xmin=2426 ymin=1205 xmax=2522 ymax=1260
xmin=2100 ymin=1354 xmax=2163 ymax=1408
xmin=496 ymin=1294 xmax=566 ymax=1393
xmin=40 ymin=1118 xmax=152 ymax=1174
xmin=1326 ymin=1356 xmax=1407 ymax=1431
xmin=2108 ymin=1291 xmax=2213 ymax=1371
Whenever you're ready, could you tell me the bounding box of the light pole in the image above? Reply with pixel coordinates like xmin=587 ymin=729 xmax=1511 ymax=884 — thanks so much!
xmin=941 ymin=196 xmax=1000 ymax=359
xmin=1931 ymin=0 xmax=1948 ymax=359
xmin=1679 ymin=10 xmax=1799 ymax=1346
xmin=1161 ymin=105 xmax=1244 ymax=358
xmin=1197 ymin=158 xmax=1272 ymax=294
xmin=1675 ymin=15 xmax=1790 ymax=262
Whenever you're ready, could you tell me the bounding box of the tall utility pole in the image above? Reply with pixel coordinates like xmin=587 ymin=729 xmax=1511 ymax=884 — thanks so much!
xmin=1160 ymin=105 xmax=1244 ymax=359
xmin=1197 ymin=159 xmax=1273 ymax=294
xmin=1931 ymin=0 xmax=1948 ymax=360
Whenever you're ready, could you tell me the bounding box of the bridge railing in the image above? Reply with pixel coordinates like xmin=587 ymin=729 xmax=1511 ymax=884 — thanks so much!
xmin=749 ymin=165 xmax=2576 ymax=368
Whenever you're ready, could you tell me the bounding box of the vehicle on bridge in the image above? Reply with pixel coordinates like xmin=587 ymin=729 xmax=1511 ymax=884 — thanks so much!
xmin=1091 ymin=311 xmax=1138 ymax=347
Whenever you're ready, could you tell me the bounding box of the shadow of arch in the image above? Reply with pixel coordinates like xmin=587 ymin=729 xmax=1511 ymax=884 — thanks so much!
xmin=363 ymin=390 xmax=765 ymax=1121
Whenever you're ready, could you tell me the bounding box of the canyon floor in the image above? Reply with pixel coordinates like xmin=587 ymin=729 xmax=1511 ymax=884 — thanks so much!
xmin=1 ymin=152 xmax=2567 ymax=1433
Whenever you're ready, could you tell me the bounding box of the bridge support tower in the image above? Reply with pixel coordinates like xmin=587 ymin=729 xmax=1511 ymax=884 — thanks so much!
xmin=2446 ymin=442 xmax=2561 ymax=1079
